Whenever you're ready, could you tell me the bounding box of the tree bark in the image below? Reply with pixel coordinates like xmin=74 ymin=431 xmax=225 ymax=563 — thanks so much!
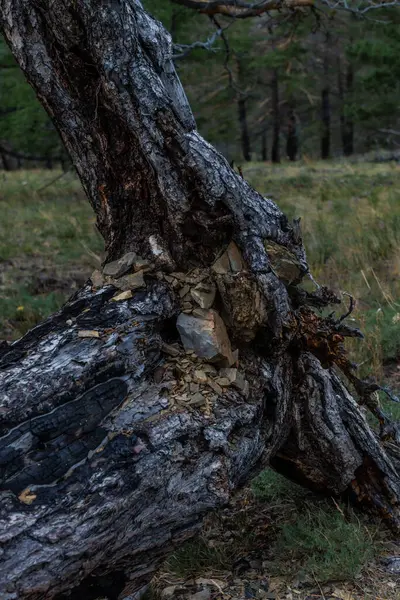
xmin=321 ymin=36 xmax=331 ymax=160
xmin=271 ymin=69 xmax=280 ymax=163
xmin=261 ymin=124 xmax=268 ymax=161
xmin=237 ymin=96 xmax=251 ymax=161
xmin=340 ymin=62 xmax=354 ymax=157
xmin=0 ymin=2 xmax=399 ymax=599
xmin=236 ymin=57 xmax=251 ymax=162
xmin=286 ymin=108 xmax=298 ymax=161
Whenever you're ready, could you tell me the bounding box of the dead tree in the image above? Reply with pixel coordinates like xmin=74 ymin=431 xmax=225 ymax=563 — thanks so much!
xmin=0 ymin=2 xmax=399 ymax=599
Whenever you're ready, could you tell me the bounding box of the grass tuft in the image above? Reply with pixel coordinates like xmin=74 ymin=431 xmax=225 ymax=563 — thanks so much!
xmin=274 ymin=502 xmax=378 ymax=583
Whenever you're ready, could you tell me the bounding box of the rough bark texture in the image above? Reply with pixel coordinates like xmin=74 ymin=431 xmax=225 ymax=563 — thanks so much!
xmin=286 ymin=108 xmax=298 ymax=161
xmin=238 ymin=96 xmax=251 ymax=162
xmin=0 ymin=2 xmax=399 ymax=599
xmin=261 ymin=124 xmax=268 ymax=161
xmin=340 ymin=63 xmax=354 ymax=157
xmin=271 ymin=68 xmax=280 ymax=164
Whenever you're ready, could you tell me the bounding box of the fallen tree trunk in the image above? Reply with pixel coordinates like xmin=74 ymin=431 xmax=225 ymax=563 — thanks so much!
xmin=0 ymin=1 xmax=399 ymax=599
xmin=1 ymin=277 xmax=399 ymax=600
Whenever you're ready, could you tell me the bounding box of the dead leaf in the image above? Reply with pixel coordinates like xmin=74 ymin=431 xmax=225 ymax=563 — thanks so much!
xmin=332 ymin=589 xmax=355 ymax=600
xmin=195 ymin=577 xmax=226 ymax=591
xmin=18 ymin=488 xmax=37 ymax=505
xmin=78 ymin=330 xmax=100 ymax=338
xmin=111 ymin=290 xmax=133 ymax=301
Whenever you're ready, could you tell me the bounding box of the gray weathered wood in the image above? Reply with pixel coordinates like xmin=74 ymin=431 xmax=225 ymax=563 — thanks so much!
xmin=0 ymin=1 xmax=399 ymax=599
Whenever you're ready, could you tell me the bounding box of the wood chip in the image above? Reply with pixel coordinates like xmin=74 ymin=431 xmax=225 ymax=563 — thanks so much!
xmin=18 ymin=488 xmax=37 ymax=505
xmin=207 ymin=379 xmax=222 ymax=395
xmin=111 ymin=290 xmax=133 ymax=301
xmin=78 ymin=330 xmax=100 ymax=338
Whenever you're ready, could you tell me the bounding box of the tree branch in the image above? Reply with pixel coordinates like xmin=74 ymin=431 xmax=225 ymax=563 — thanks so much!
xmin=172 ymin=0 xmax=400 ymax=18
xmin=172 ymin=0 xmax=314 ymax=18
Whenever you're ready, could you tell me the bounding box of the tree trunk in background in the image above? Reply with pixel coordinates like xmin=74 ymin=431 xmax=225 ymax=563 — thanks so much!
xmin=0 ymin=2 xmax=399 ymax=599
xmin=261 ymin=124 xmax=268 ymax=161
xmin=0 ymin=140 xmax=20 ymax=170
xmin=286 ymin=108 xmax=298 ymax=161
xmin=237 ymin=96 xmax=251 ymax=161
xmin=271 ymin=69 xmax=280 ymax=163
xmin=170 ymin=8 xmax=178 ymax=40
xmin=236 ymin=58 xmax=251 ymax=162
xmin=342 ymin=63 xmax=354 ymax=156
xmin=321 ymin=36 xmax=331 ymax=160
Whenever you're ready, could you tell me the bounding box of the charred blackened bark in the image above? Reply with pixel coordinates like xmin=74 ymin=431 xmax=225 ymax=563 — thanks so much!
xmin=0 ymin=1 xmax=399 ymax=599
xmin=271 ymin=69 xmax=280 ymax=163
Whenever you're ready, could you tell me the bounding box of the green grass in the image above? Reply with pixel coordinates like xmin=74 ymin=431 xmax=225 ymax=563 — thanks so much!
xmin=165 ymin=538 xmax=233 ymax=579
xmin=252 ymin=466 xmax=308 ymax=503
xmin=252 ymin=470 xmax=378 ymax=584
xmin=162 ymin=469 xmax=380 ymax=587
xmin=0 ymin=169 xmax=103 ymax=338
xmin=274 ymin=503 xmax=377 ymax=583
xmin=244 ymin=160 xmax=400 ymax=378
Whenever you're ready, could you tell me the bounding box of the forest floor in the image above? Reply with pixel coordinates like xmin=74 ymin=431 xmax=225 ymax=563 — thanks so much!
xmin=0 ymin=160 xmax=399 ymax=599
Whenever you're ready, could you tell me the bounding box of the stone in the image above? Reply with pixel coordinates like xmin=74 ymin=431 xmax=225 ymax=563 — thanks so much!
xmin=190 ymin=282 xmax=216 ymax=309
xmin=207 ymin=379 xmax=222 ymax=395
xmin=176 ymin=310 xmax=233 ymax=365
xmin=219 ymin=367 xmax=247 ymax=391
xmin=219 ymin=367 xmax=238 ymax=384
xmin=226 ymin=241 xmax=244 ymax=272
xmin=161 ymin=343 xmax=180 ymax=357
xmin=133 ymin=258 xmax=152 ymax=272
xmin=189 ymin=392 xmax=206 ymax=407
xmin=179 ymin=284 xmax=191 ymax=298
xmin=215 ymin=377 xmax=231 ymax=387
xmin=194 ymin=370 xmax=208 ymax=384
xmin=103 ymin=252 xmax=137 ymax=278
xmin=211 ymin=250 xmax=231 ymax=275
xmin=218 ymin=368 xmax=248 ymax=395
xmin=212 ymin=241 xmax=244 ymax=275
xmin=90 ymin=269 xmax=104 ymax=288
xmin=111 ymin=271 xmax=145 ymax=291
xmin=192 ymin=307 xmax=210 ymax=319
